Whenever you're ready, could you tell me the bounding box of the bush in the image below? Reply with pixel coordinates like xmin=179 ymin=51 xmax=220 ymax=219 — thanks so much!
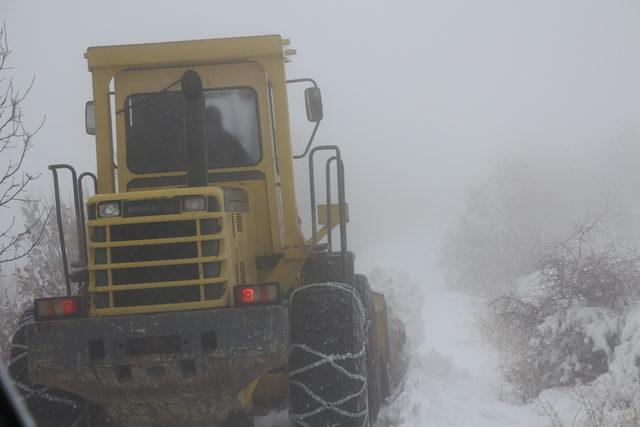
xmin=533 ymin=215 xmax=640 ymax=312
xmin=478 ymin=216 xmax=640 ymax=399
xmin=537 ymin=307 xmax=640 ymax=426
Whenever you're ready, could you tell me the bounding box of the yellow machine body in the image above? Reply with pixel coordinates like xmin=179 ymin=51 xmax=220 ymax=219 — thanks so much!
xmin=21 ymin=35 xmax=392 ymax=425
xmin=85 ymin=35 xmax=310 ymax=318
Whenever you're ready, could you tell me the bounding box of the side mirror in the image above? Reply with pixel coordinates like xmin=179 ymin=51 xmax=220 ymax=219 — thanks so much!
xmin=304 ymin=87 xmax=323 ymax=122
xmin=85 ymin=101 xmax=95 ymax=135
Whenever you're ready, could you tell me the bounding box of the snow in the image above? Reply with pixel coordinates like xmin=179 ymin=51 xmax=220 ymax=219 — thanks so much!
xmin=538 ymin=306 xmax=619 ymax=358
xmin=532 ymin=306 xmax=640 ymax=426
xmin=374 ymin=274 xmax=545 ymax=426
xmin=259 ymin=269 xmax=640 ymax=426
xmin=255 ymin=411 xmax=288 ymax=427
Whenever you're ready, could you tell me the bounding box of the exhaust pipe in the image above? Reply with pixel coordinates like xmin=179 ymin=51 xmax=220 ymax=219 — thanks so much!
xmin=181 ymin=70 xmax=208 ymax=187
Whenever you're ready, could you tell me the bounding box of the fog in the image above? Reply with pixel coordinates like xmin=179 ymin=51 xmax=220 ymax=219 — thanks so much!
xmin=5 ymin=0 xmax=640 ymax=278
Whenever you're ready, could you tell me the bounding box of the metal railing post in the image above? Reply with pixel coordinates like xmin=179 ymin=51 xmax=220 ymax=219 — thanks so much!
xmin=308 ymin=146 xmax=349 ymax=282
xmin=325 ymin=156 xmax=338 ymax=254
xmin=49 ymin=168 xmax=71 ymax=295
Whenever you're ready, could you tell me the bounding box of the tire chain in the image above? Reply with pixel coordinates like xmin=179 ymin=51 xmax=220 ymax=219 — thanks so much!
xmin=289 ymin=282 xmax=370 ymax=427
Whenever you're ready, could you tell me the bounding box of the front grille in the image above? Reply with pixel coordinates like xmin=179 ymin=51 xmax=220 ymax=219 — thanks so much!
xmin=110 ymin=220 xmax=197 ymax=241
xmin=112 ymin=264 xmax=200 ymax=285
xmin=113 ymin=286 xmax=201 ymax=307
xmin=111 ymin=242 xmax=199 ymax=263
xmin=89 ymin=214 xmax=226 ymax=312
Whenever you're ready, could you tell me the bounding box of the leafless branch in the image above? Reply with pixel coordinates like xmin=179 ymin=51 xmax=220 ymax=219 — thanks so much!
xmin=0 ymin=22 xmax=43 ymax=264
xmin=0 ymin=207 xmax=51 ymax=263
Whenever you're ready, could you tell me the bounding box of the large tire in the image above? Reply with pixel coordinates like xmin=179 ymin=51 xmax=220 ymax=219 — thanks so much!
xmin=354 ymin=274 xmax=383 ymax=423
xmin=8 ymin=308 xmax=87 ymax=427
xmin=288 ymin=283 xmax=369 ymax=426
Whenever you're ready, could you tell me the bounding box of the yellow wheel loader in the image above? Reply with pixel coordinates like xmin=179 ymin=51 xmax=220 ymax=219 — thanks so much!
xmin=8 ymin=35 xmax=392 ymax=427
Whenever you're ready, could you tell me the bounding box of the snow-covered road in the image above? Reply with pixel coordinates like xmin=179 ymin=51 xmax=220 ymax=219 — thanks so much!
xmin=376 ymin=274 xmax=545 ymax=427
xmin=257 ymin=272 xmax=548 ymax=426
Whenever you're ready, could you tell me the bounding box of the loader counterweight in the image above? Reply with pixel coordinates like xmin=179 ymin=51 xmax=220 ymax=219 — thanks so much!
xmin=26 ymin=305 xmax=286 ymax=423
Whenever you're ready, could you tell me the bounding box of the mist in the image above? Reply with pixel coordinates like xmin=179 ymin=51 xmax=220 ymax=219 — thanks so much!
xmin=4 ymin=1 xmax=640 ymax=425
xmin=5 ymin=0 xmax=640 ymax=279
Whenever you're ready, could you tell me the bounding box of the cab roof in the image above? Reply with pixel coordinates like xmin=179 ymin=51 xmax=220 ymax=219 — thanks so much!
xmin=85 ymin=34 xmax=294 ymax=71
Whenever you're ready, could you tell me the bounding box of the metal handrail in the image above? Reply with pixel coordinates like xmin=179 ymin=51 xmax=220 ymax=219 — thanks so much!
xmin=325 ymin=155 xmax=340 ymax=254
xmin=48 ymin=165 xmax=77 ymax=295
xmin=48 ymin=165 xmax=94 ymax=295
xmin=78 ymin=172 xmax=98 ymax=201
xmin=77 ymin=172 xmax=97 ymax=265
xmin=308 ymin=145 xmax=348 ymax=281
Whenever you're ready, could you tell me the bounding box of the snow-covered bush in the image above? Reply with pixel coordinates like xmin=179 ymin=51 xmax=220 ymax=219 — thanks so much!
xmin=536 ymin=307 xmax=640 ymax=426
xmin=478 ymin=295 xmax=546 ymax=399
xmin=533 ymin=217 xmax=640 ymax=312
xmin=536 ymin=307 xmax=618 ymax=388
xmin=479 ymin=217 xmax=640 ymax=399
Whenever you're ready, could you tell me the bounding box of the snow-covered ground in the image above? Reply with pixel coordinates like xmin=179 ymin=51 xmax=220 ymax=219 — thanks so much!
xmin=374 ymin=271 xmax=546 ymax=427
xmin=258 ymin=270 xmax=554 ymax=427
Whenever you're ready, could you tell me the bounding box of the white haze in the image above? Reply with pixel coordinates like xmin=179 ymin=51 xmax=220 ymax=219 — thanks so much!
xmin=5 ymin=0 xmax=640 ymax=278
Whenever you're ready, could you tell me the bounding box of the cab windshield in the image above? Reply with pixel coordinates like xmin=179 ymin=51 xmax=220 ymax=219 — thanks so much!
xmin=124 ymin=86 xmax=261 ymax=174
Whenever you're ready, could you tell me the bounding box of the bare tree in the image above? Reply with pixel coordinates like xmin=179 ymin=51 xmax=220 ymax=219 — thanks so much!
xmin=0 ymin=201 xmax=74 ymax=361
xmin=0 ymin=23 xmax=48 ymax=263
xmin=14 ymin=201 xmax=75 ymax=300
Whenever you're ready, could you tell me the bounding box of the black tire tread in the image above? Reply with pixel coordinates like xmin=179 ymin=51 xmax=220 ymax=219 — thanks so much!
xmin=288 ymin=283 xmax=369 ymax=426
xmin=355 ymin=274 xmax=383 ymax=424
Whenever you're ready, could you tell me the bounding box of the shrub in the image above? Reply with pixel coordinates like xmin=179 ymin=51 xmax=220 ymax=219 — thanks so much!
xmin=479 ymin=216 xmax=640 ymax=399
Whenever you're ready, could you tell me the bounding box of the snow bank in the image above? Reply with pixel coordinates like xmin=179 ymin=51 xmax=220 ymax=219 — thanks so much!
xmin=533 ymin=305 xmax=640 ymax=425
xmin=377 ymin=350 xmax=471 ymax=426
xmin=369 ymin=267 xmax=426 ymax=353
xmin=369 ymin=267 xmax=428 ymax=391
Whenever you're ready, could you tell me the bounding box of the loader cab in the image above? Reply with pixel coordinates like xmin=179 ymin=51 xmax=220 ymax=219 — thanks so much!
xmin=113 ymin=62 xmax=282 ymax=257
xmin=75 ymin=34 xmax=347 ymax=319
xmin=114 ymin=62 xmax=268 ymax=190
xmin=85 ymin=36 xmax=308 ymax=262
xmin=74 ymin=36 xmax=321 ymax=316
xmin=123 ymin=85 xmax=261 ymax=173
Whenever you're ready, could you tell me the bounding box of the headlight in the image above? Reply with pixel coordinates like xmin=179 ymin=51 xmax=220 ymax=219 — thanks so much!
xmin=98 ymin=201 xmax=121 ymax=217
xmin=182 ymin=196 xmax=206 ymax=212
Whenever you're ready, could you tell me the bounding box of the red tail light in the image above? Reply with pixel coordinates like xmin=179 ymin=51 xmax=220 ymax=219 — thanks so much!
xmin=241 ymin=288 xmax=255 ymax=303
xmin=35 ymin=296 xmax=81 ymax=320
xmin=234 ymin=283 xmax=280 ymax=305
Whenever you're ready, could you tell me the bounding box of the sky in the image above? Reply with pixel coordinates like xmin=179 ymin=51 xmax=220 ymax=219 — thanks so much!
xmin=4 ymin=0 xmax=640 ymax=278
